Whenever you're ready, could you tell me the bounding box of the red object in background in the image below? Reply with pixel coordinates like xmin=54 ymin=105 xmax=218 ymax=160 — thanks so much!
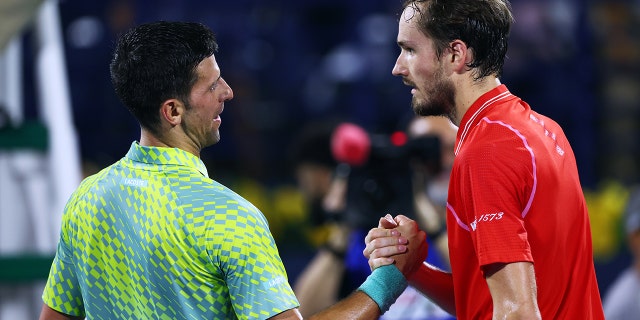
xmin=331 ymin=123 xmax=371 ymax=167
xmin=390 ymin=131 xmax=408 ymax=147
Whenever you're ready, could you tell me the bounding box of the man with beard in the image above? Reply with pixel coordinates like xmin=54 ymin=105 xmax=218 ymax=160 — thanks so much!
xmin=362 ymin=0 xmax=605 ymax=319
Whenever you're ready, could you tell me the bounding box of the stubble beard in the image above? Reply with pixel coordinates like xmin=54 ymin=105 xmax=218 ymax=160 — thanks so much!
xmin=411 ymin=70 xmax=457 ymax=121
xmin=181 ymin=100 xmax=221 ymax=148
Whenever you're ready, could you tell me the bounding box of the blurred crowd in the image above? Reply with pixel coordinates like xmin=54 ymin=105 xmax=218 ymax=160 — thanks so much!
xmin=1 ymin=0 xmax=639 ymax=318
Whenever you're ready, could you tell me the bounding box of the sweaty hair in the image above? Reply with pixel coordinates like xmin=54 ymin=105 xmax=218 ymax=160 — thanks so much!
xmin=110 ymin=21 xmax=218 ymax=134
xmin=403 ymin=0 xmax=513 ymax=79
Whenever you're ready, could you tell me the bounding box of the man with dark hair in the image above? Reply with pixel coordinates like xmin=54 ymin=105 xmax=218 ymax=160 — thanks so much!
xmin=39 ymin=21 xmax=298 ymax=319
xmin=38 ymin=21 xmax=422 ymax=320
xmin=364 ymin=0 xmax=605 ymax=319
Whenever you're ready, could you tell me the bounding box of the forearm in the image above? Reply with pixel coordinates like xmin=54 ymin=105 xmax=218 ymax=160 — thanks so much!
xmin=295 ymin=265 xmax=404 ymax=320
xmin=308 ymin=264 xmax=408 ymax=319
xmin=409 ymin=262 xmax=456 ymax=315
xmin=308 ymin=291 xmax=380 ymax=320
xmin=485 ymin=262 xmax=541 ymax=320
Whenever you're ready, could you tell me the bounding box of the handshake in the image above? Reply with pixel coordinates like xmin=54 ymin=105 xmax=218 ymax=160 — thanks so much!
xmin=359 ymin=214 xmax=454 ymax=315
xmin=363 ymin=214 xmax=429 ymax=282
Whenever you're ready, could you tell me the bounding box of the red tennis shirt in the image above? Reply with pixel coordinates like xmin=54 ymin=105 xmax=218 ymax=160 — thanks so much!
xmin=446 ymin=85 xmax=604 ymax=319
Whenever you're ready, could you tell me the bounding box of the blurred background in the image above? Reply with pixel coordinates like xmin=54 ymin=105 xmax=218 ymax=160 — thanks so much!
xmin=0 ymin=0 xmax=638 ymax=318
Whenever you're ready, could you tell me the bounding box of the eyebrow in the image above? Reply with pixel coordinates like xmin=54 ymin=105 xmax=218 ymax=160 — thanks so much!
xmin=211 ymin=74 xmax=221 ymax=87
xmin=397 ymin=40 xmax=410 ymax=49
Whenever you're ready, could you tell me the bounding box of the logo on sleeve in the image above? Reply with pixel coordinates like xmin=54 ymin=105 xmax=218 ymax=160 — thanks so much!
xmin=267 ymin=276 xmax=286 ymax=289
xmin=471 ymin=212 xmax=504 ymax=231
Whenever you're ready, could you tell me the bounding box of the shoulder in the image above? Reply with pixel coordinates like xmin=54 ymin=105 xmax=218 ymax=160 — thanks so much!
xmin=180 ymin=178 xmax=253 ymax=206
xmin=463 ymin=102 xmax=551 ymax=155
xmin=455 ymin=114 xmax=538 ymax=183
xmin=180 ymin=179 xmax=269 ymax=224
xmin=68 ymin=162 xmax=118 ymax=202
xmin=459 ymin=119 xmax=531 ymax=162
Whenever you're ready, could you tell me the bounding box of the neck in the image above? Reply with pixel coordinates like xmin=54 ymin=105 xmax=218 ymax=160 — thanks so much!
xmin=451 ymin=76 xmax=502 ymax=126
xmin=139 ymin=128 xmax=201 ymax=158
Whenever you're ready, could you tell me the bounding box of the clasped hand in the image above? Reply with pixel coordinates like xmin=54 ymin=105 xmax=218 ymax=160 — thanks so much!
xmin=363 ymin=214 xmax=429 ymax=281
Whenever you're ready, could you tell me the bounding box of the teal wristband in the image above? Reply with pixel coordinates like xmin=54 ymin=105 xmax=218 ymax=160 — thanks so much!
xmin=357 ymin=265 xmax=408 ymax=312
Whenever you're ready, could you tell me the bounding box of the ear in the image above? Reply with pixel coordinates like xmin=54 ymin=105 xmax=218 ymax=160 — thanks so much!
xmin=448 ymin=40 xmax=472 ymax=73
xmin=159 ymin=99 xmax=184 ymax=126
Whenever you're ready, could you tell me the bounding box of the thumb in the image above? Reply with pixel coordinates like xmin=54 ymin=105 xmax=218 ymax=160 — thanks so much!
xmin=378 ymin=214 xmax=398 ymax=229
xmin=393 ymin=214 xmax=414 ymax=225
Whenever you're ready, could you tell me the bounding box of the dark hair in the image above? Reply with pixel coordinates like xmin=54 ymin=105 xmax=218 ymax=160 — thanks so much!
xmin=110 ymin=21 xmax=218 ymax=134
xmin=403 ymin=0 xmax=513 ymax=79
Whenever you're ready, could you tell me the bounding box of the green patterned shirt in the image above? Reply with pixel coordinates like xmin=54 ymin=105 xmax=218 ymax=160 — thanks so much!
xmin=43 ymin=142 xmax=299 ymax=319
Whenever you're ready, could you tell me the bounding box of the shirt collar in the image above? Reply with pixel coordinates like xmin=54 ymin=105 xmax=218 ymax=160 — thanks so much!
xmin=455 ymin=84 xmax=514 ymax=155
xmin=125 ymin=141 xmax=209 ymax=178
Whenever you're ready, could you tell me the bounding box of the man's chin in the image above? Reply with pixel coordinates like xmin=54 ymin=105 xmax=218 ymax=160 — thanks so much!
xmin=204 ymin=133 xmax=221 ymax=147
xmin=412 ymin=99 xmax=451 ymax=118
xmin=412 ymin=103 xmax=438 ymax=117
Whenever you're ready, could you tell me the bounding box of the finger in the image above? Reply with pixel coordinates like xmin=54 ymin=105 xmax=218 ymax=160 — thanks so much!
xmin=393 ymin=214 xmax=413 ymax=225
xmin=369 ymin=236 xmax=408 ymax=251
xmin=384 ymin=214 xmax=398 ymax=227
xmin=368 ymin=244 xmax=407 ymax=260
xmin=367 ymin=241 xmax=409 ymax=271
xmin=369 ymin=257 xmax=395 ymax=271
xmin=364 ymin=227 xmax=401 ymax=245
xmin=363 ymin=236 xmax=407 ymax=259
xmin=365 ymin=232 xmax=407 ymax=251
xmin=378 ymin=214 xmax=398 ymax=229
xmin=394 ymin=215 xmax=421 ymax=234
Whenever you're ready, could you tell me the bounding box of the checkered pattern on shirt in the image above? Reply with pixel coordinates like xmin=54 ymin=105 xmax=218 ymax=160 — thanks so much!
xmin=42 ymin=142 xmax=299 ymax=320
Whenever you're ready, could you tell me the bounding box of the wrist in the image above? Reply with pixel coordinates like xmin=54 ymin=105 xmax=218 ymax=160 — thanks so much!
xmin=357 ymin=265 xmax=408 ymax=313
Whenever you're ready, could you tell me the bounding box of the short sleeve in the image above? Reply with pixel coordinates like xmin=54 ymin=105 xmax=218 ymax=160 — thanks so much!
xmin=42 ymin=232 xmax=85 ymax=317
xmin=457 ymin=123 xmax=534 ymax=268
xmin=211 ymin=203 xmax=299 ymax=319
